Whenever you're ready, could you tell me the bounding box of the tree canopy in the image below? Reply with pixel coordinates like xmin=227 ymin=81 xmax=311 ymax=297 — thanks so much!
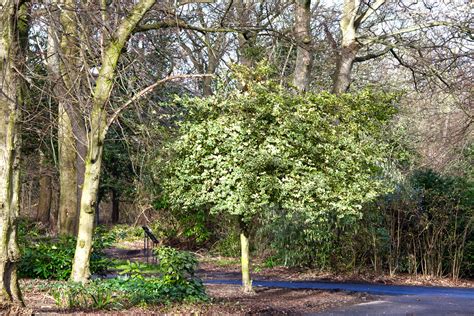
xmin=160 ymin=65 xmax=398 ymax=226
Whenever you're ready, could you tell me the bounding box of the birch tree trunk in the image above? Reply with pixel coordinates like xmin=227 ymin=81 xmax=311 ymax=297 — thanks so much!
xmin=70 ymin=0 xmax=157 ymax=283
xmin=0 ymin=0 xmax=26 ymax=305
xmin=293 ymin=0 xmax=313 ymax=92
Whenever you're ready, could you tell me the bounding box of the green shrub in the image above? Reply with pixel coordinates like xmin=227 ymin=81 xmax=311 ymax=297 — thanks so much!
xmin=53 ymin=276 xmax=207 ymax=310
xmin=52 ymin=280 xmax=118 ymax=310
xmin=463 ymin=238 xmax=474 ymax=278
xmin=107 ymin=224 xmax=144 ymax=242
xmin=210 ymin=232 xmax=240 ymax=257
xmin=52 ymin=247 xmax=207 ymax=310
xmin=19 ymin=227 xmax=112 ymax=280
xmin=155 ymin=246 xmax=199 ymax=284
xmin=116 ymin=260 xmax=147 ymax=279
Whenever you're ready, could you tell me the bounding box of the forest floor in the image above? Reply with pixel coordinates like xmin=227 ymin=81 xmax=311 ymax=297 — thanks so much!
xmin=13 ymin=240 xmax=473 ymax=315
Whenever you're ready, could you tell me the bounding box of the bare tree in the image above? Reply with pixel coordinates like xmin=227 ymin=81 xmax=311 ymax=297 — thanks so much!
xmin=329 ymin=0 xmax=467 ymax=94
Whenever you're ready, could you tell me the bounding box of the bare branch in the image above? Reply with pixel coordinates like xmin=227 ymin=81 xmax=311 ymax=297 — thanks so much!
xmin=354 ymin=46 xmax=391 ymax=62
xmin=354 ymin=0 xmax=386 ymax=28
xmin=134 ymin=18 xmax=261 ymax=34
xmin=360 ymin=21 xmax=452 ymax=44
xmin=390 ymin=48 xmax=419 ymax=91
xmin=107 ymin=74 xmax=213 ymax=129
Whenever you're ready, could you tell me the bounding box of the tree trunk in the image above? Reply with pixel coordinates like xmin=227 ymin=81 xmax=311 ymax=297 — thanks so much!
xmin=57 ymin=105 xmax=79 ymax=234
xmin=70 ymin=150 xmax=104 ymax=282
xmin=111 ymin=189 xmax=120 ymax=224
xmin=70 ymin=0 xmax=157 ymax=283
xmin=293 ymin=0 xmax=313 ymax=92
xmin=36 ymin=151 xmax=52 ymax=226
xmin=0 ymin=0 xmax=26 ymax=305
xmin=47 ymin=0 xmax=81 ymax=235
xmin=240 ymin=231 xmax=252 ymax=293
xmin=236 ymin=0 xmax=256 ymax=68
xmin=332 ymin=43 xmax=359 ymax=94
xmin=331 ymin=0 xmax=363 ymax=94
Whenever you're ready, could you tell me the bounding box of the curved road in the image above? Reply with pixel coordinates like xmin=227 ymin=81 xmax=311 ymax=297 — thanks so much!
xmin=204 ymin=279 xmax=474 ymax=315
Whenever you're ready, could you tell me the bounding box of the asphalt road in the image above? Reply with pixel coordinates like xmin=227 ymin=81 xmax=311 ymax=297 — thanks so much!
xmin=204 ymin=279 xmax=474 ymax=315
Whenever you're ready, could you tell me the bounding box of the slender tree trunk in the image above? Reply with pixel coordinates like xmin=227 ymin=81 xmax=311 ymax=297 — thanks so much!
xmin=70 ymin=149 xmax=104 ymax=282
xmin=57 ymin=105 xmax=79 ymax=234
xmin=111 ymin=189 xmax=119 ymax=224
xmin=235 ymin=1 xmax=255 ymax=293
xmin=293 ymin=0 xmax=313 ymax=92
xmin=0 ymin=0 xmax=26 ymax=305
xmin=240 ymin=231 xmax=252 ymax=293
xmin=70 ymin=0 xmax=157 ymax=283
xmin=36 ymin=151 xmax=52 ymax=225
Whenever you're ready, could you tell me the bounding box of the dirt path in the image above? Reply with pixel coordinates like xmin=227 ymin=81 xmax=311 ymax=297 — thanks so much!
xmin=92 ymin=244 xmax=474 ymax=315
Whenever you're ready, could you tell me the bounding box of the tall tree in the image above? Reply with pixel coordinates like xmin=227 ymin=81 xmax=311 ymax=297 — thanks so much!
xmin=332 ymin=0 xmax=387 ymax=94
xmin=330 ymin=0 xmax=467 ymax=94
xmin=293 ymin=0 xmax=313 ymax=92
xmin=46 ymin=0 xmax=84 ymax=235
xmin=70 ymin=0 xmax=158 ymax=283
xmin=0 ymin=0 xmax=27 ymax=305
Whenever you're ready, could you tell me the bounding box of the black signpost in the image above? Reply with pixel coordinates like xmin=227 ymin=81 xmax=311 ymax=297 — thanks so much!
xmin=142 ymin=226 xmax=159 ymax=263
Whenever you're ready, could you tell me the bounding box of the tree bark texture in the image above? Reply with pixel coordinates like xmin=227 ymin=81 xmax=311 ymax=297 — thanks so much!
xmin=332 ymin=0 xmax=360 ymax=94
xmin=293 ymin=0 xmax=313 ymax=92
xmin=332 ymin=43 xmax=359 ymax=94
xmin=70 ymin=0 xmax=157 ymax=283
xmin=47 ymin=0 xmax=86 ymax=235
xmin=331 ymin=0 xmax=388 ymax=94
xmin=236 ymin=0 xmax=257 ymax=68
xmin=0 ymin=0 xmax=26 ymax=305
xmin=57 ymin=105 xmax=78 ymax=234
xmin=240 ymin=231 xmax=252 ymax=293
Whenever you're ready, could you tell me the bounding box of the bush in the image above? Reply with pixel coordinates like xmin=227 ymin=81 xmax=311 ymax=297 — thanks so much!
xmin=210 ymin=232 xmax=240 ymax=257
xmin=19 ymin=227 xmax=112 ymax=280
xmin=52 ymin=247 xmax=207 ymax=310
xmin=155 ymin=246 xmax=199 ymax=284
xmin=53 ymin=276 xmax=207 ymax=310
xmin=107 ymin=224 xmax=143 ymax=242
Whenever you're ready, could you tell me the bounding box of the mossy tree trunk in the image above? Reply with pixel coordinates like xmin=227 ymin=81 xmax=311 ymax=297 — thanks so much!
xmin=70 ymin=0 xmax=157 ymax=283
xmin=239 ymin=220 xmax=252 ymax=293
xmin=0 ymin=0 xmax=27 ymax=306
